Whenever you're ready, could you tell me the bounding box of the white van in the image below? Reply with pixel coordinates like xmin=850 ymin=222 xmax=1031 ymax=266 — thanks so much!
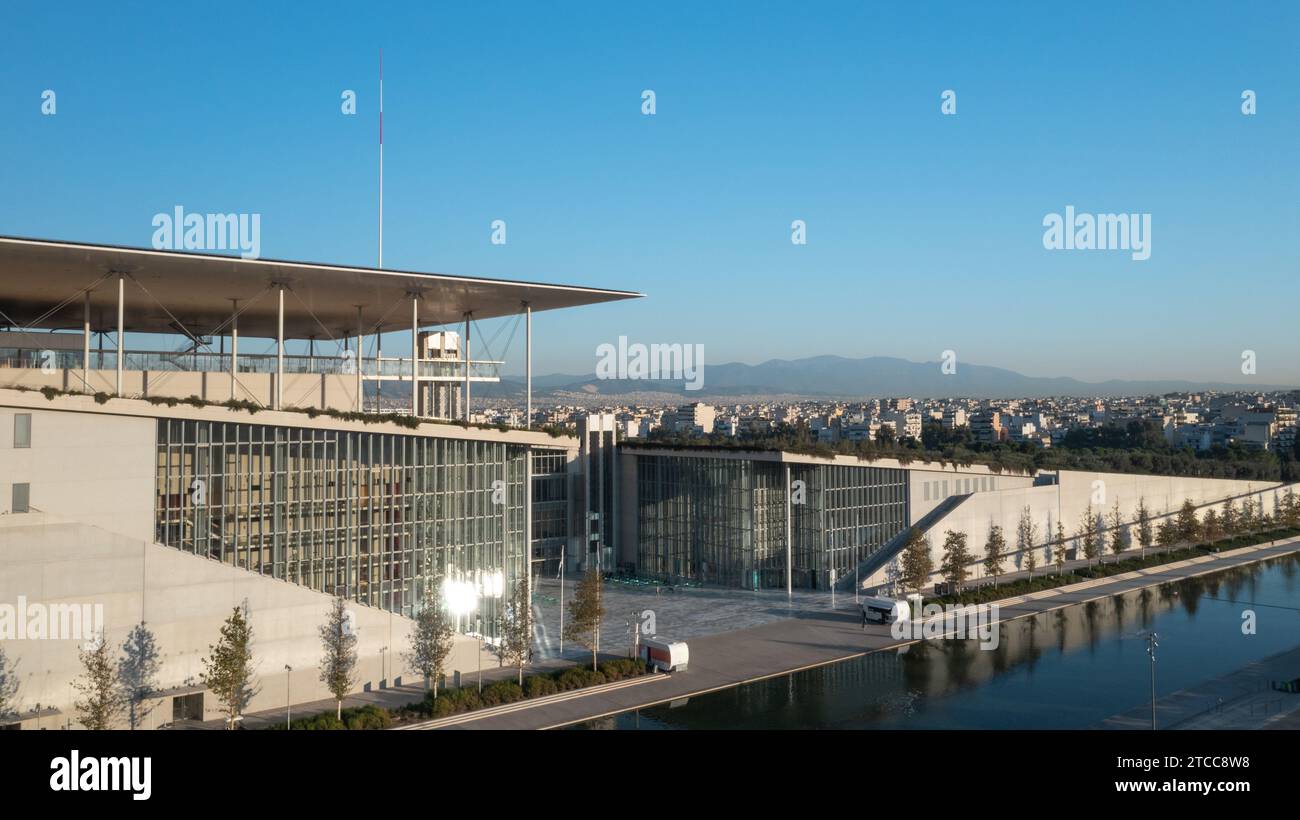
xmin=860 ymin=596 xmax=909 ymax=624
xmin=640 ymin=636 xmax=689 ymax=672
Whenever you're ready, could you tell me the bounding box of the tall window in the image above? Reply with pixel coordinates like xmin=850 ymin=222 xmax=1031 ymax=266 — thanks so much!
xmin=13 ymin=413 xmax=31 ymax=448
xmin=12 ymin=483 xmax=30 ymax=513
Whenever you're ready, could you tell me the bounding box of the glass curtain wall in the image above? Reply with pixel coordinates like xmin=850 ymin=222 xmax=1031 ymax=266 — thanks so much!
xmin=154 ymin=418 xmax=527 ymax=636
xmin=637 ymin=454 xmax=909 ymax=590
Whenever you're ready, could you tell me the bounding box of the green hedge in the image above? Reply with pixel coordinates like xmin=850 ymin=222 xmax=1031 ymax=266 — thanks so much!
xmin=396 ymin=658 xmax=651 ymax=724
xmin=273 ymin=703 xmax=392 ymax=731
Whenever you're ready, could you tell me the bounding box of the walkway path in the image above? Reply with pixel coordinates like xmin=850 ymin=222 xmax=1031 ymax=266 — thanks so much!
xmin=1098 ymin=643 xmax=1300 ymax=730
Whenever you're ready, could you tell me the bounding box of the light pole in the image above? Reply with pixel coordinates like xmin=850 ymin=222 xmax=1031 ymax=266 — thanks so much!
xmin=284 ymin=664 xmax=292 ymax=729
xmin=1146 ymin=632 xmax=1159 ymax=730
xmin=476 ymin=617 xmax=484 ymax=693
xmin=379 ymin=645 xmax=388 ymax=689
xmin=559 ymin=552 xmax=565 ymax=653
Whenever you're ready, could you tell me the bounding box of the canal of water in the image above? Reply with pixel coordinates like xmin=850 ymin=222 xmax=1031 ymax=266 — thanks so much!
xmin=572 ymin=553 xmax=1300 ymax=729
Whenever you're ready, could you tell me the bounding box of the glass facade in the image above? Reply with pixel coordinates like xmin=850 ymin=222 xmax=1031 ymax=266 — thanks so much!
xmin=635 ymin=453 xmax=908 ymax=590
xmin=531 ymin=447 xmax=571 ymax=577
xmin=154 ymin=418 xmax=527 ymax=635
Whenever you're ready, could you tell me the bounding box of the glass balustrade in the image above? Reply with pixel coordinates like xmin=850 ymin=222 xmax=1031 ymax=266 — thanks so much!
xmin=0 ymin=347 xmax=501 ymax=380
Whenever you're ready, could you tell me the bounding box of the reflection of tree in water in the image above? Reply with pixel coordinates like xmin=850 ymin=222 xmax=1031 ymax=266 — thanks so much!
xmin=1055 ymin=608 xmax=1069 ymax=654
xmin=990 ymin=619 xmax=1019 ymax=677
xmin=1112 ymin=592 xmax=1127 ymax=635
xmin=944 ymin=634 xmax=977 ymax=689
xmin=1137 ymin=587 xmax=1154 ymax=629
xmin=1178 ymin=575 xmax=1206 ymax=616
xmin=1222 ymin=571 xmax=1244 ymax=604
xmin=900 ymin=641 xmax=936 ymax=694
xmin=1083 ymin=600 xmax=1102 ymax=652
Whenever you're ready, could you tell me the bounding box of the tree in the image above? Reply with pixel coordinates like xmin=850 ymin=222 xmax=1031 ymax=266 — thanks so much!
xmin=982 ymin=523 xmax=1007 ymax=585
xmin=1239 ymin=497 xmax=1256 ymax=535
xmin=1135 ymin=497 xmax=1153 ymax=559
xmin=1078 ymin=503 xmax=1099 ymax=566
xmin=1176 ymin=500 xmax=1200 ymax=544
xmin=898 ymin=527 xmax=934 ymax=598
xmin=1201 ymin=508 xmax=1222 ymax=545
xmin=200 ymin=607 xmax=256 ymax=730
xmin=1107 ymin=501 xmax=1128 ymax=558
xmin=406 ymin=586 xmax=455 ymax=697
xmin=564 ymin=571 xmax=606 ymax=671
xmin=319 ymin=596 xmax=358 ymax=721
xmin=1221 ymin=499 xmax=1238 ymax=536
xmin=940 ymin=530 xmax=972 ymax=587
xmin=1052 ymin=520 xmax=1069 ymax=575
xmin=1282 ymin=488 xmax=1300 ymax=529
xmin=498 ymin=579 xmax=534 ymax=686
xmin=1016 ymin=506 xmax=1039 ymax=577
xmin=1156 ymin=519 xmax=1177 ymax=549
xmin=118 ymin=622 xmax=160 ymax=731
xmin=73 ymin=634 xmax=122 ymax=730
xmin=0 ymin=646 xmax=18 ymax=721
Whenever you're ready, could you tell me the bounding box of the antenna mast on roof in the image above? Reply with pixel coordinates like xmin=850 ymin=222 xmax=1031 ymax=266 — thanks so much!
xmin=378 ymin=47 xmax=383 ymax=269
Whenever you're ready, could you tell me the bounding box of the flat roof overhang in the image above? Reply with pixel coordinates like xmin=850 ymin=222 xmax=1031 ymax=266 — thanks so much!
xmin=0 ymin=236 xmax=643 ymax=340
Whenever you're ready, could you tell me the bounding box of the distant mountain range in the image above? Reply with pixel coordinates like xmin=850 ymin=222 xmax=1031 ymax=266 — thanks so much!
xmin=474 ymin=355 xmax=1296 ymax=401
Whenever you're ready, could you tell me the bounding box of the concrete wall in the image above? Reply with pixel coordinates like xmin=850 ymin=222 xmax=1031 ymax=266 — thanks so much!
xmin=867 ymin=470 xmax=1300 ymax=590
xmin=0 ymin=405 xmax=155 ymax=542
xmin=907 ymin=467 xmax=1037 ymax=524
xmin=0 ymin=514 xmax=493 ymax=729
xmin=0 ymin=367 xmax=358 ymax=412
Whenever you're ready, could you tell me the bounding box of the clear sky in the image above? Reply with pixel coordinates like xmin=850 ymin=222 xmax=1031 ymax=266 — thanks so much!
xmin=2 ymin=1 xmax=1297 ymax=385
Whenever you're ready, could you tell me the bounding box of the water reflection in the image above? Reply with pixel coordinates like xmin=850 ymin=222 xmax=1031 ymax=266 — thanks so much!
xmin=575 ymin=553 xmax=1300 ymax=730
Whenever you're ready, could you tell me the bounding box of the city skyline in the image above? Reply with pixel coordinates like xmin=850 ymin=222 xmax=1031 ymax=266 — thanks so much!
xmin=3 ymin=1 xmax=1297 ymax=383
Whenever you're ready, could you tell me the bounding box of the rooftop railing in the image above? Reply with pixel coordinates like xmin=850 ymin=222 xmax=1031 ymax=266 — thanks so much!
xmin=0 ymin=348 xmax=502 ymax=381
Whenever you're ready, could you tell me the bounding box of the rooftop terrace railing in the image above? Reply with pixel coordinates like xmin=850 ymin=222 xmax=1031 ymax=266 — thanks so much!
xmin=0 ymin=348 xmax=502 ymax=380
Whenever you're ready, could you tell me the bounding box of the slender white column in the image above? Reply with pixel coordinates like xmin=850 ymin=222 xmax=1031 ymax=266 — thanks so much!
xmin=275 ymin=286 xmax=285 ymax=410
xmin=82 ymin=290 xmax=90 ymax=393
xmin=230 ymin=299 xmax=239 ymax=401
xmin=524 ymin=302 xmax=532 ymax=429
xmin=410 ymin=295 xmax=419 ymax=417
xmin=355 ymin=306 xmax=363 ymax=412
xmin=463 ymin=313 xmax=471 ymax=421
xmin=115 ymin=273 xmax=125 ymax=395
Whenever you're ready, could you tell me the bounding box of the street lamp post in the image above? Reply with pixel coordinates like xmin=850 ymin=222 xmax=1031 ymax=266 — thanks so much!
xmin=284 ymin=665 xmax=292 ymax=729
xmin=476 ymin=617 xmax=484 ymax=693
xmin=1146 ymin=632 xmax=1159 ymax=730
xmin=559 ymin=553 xmax=565 ymax=653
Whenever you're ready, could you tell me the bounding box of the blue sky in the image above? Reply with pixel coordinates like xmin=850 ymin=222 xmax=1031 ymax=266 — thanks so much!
xmin=2 ymin=1 xmax=1297 ymax=385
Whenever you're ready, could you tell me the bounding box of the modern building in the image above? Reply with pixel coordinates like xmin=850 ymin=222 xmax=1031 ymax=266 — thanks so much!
xmin=0 ymin=236 xmax=640 ymax=728
xmin=618 ymin=443 xmax=1299 ymax=597
xmin=618 ymin=446 xmax=1029 ymax=591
